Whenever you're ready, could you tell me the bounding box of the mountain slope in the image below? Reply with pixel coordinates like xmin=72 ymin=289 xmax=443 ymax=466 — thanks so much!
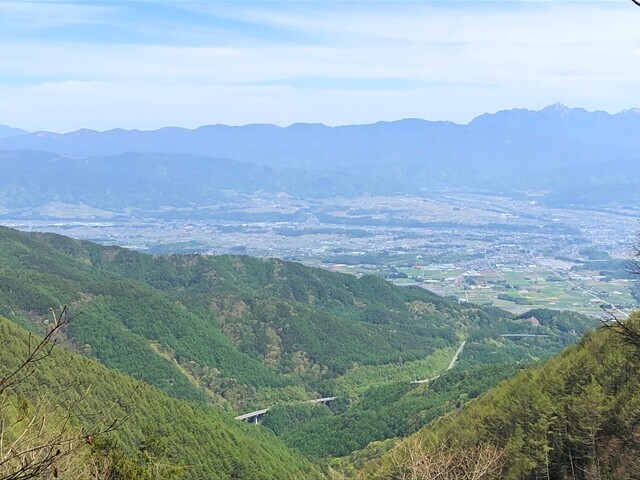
xmin=0 ymin=227 xmax=598 ymax=461
xmin=0 ymin=109 xmax=635 ymax=185
xmin=0 ymin=150 xmax=396 ymax=214
xmin=1 ymin=105 xmax=639 ymax=208
xmin=0 ymin=227 xmax=589 ymax=382
xmin=0 ymin=124 xmax=28 ymax=139
xmin=0 ymin=226 xmax=484 ymax=387
xmin=359 ymin=315 xmax=640 ymax=479
xmin=0 ymin=315 xmax=323 ymax=480
xmin=471 ymin=103 xmax=640 ymax=150
xmin=0 ymin=226 xmax=286 ymax=406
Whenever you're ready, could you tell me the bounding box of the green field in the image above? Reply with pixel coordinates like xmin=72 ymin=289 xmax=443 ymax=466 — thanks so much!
xmin=320 ymin=262 xmax=636 ymax=317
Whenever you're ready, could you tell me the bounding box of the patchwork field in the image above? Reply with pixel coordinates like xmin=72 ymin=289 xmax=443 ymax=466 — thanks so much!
xmin=324 ymin=262 xmax=636 ymax=317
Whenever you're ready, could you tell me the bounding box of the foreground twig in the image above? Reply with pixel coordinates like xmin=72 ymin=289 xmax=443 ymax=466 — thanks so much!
xmin=0 ymin=306 xmax=129 ymax=480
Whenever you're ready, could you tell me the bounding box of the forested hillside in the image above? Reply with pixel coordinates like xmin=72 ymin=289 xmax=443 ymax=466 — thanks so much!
xmin=0 ymin=226 xmax=599 ymax=469
xmin=358 ymin=314 xmax=640 ymax=479
xmin=0 ymin=316 xmax=322 ymax=479
xmin=3 ymin=1 xmax=638 ymax=479
xmin=0 ymin=227 xmax=594 ymax=412
xmin=0 ymin=151 xmax=394 ymax=214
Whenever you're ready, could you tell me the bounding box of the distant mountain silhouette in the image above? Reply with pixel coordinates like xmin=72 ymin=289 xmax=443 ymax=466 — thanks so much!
xmin=0 ymin=150 xmax=399 ymax=215
xmin=1 ymin=107 xmax=638 ymax=179
xmin=470 ymin=103 xmax=640 ymax=150
xmin=0 ymin=105 xmax=639 ymax=209
xmin=0 ymin=124 xmax=28 ymax=139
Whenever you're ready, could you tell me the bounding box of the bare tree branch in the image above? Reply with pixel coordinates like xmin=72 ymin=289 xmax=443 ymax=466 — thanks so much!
xmin=0 ymin=307 xmax=69 ymax=396
xmin=0 ymin=306 xmax=129 ymax=480
xmin=380 ymin=435 xmax=504 ymax=480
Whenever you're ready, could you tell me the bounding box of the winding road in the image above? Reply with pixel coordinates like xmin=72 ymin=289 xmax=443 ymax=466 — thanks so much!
xmin=238 ymin=340 xmax=470 ymax=422
xmin=447 ymin=340 xmax=466 ymax=370
xmin=411 ymin=340 xmax=466 ymax=384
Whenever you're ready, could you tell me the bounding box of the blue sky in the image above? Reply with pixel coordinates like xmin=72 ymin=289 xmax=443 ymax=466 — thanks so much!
xmin=0 ymin=1 xmax=638 ymax=132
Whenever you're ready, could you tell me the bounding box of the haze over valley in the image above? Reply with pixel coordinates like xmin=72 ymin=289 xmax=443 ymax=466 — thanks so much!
xmin=2 ymin=2 xmax=640 ymax=479
xmin=2 ymin=104 xmax=639 ymax=317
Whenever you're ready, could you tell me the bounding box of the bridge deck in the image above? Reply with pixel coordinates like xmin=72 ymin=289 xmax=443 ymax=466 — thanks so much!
xmin=501 ymin=334 xmax=550 ymax=338
xmin=235 ymin=397 xmax=337 ymax=421
xmin=234 ymin=408 xmax=270 ymax=421
xmin=307 ymin=396 xmax=337 ymax=404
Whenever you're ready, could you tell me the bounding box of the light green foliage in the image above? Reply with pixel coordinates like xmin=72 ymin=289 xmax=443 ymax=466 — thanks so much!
xmin=0 ymin=317 xmax=323 ymax=479
xmin=362 ymin=315 xmax=640 ymax=479
xmin=334 ymin=347 xmax=455 ymax=396
xmin=271 ymin=363 xmax=525 ymax=459
xmin=0 ymin=226 xmax=598 ymax=465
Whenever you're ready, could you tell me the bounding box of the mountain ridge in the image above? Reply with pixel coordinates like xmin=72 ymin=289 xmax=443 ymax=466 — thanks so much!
xmin=2 ymin=102 xmax=640 ymax=209
xmin=4 ymin=103 xmax=638 ymax=136
xmin=1 ymin=104 xmax=636 ymax=181
xmin=358 ymin=315 xmax=640 ymax=479
xmin=0 ymin=315 xmax=324 ymax=479
xmin=0 ymin=226 xmax=597 ymax=458
xmin=0 ymin=124 xmax=29 ymax=139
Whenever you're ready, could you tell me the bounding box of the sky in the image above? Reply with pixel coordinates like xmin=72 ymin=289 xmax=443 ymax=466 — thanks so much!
xmin=0 ymin=1 xmax=639 ymax=132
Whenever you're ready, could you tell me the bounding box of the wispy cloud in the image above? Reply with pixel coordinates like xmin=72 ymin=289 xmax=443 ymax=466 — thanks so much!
xmin=0 ymin=1 xmax=638 ymax=131
xmin=0 ymin=2 xmax=120 ymax=28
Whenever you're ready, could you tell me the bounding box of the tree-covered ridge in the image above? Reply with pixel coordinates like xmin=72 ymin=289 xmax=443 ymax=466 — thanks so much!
xmin=0 ymin=316 xmax=323 ymax=480
xmin=0 ymin=226 xmax=590 ymax=409
xmin=0 ymin=228 xmax=284 ymax=406
xmin=359 ymin=314 xmax=640 ymax=479
xmin=263 ymin=363 xmax=526 ymax=460
xmin=258 ymin=307 xmax=594 ymax=461
xmin=0 ymin=226 xmax=599 ymax=466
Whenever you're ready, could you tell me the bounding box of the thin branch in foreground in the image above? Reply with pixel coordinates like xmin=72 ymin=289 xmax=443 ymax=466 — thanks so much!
xmin=0 ymin=307 xmax=70 ymax=396
xmin=0 ymin=306 xmax=130 ymax=480
xmin=600 ymin=308 xmax=640 ymax=355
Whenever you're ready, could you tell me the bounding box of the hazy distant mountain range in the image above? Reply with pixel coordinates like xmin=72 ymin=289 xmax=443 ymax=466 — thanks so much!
xmin=0 ymin=124 xmax=28 ymax=139
xmin=470 ymin=103 xmax=640 ymax=150
xmin=1 ymin=104 xmax=639 ymax=212
xmin=0 ymin=150 xmax=398 ymax=214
